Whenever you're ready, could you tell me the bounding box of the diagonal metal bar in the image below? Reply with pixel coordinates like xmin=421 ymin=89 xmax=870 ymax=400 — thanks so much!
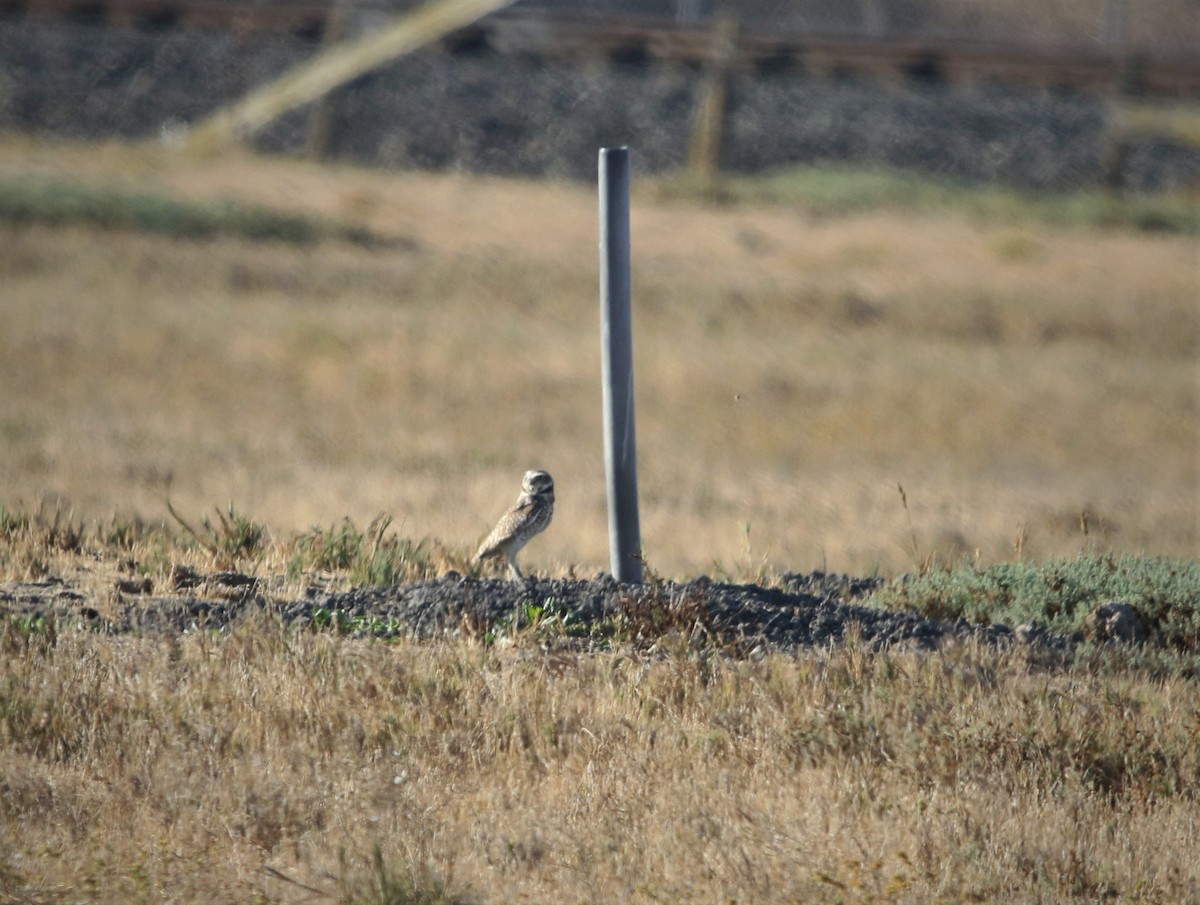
xmin=186 ymin=0 xmax=516 ymax=152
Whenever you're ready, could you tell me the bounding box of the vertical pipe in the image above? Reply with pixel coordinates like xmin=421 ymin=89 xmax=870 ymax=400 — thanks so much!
xmin=598 ymin=147 xmax=643 ymax=584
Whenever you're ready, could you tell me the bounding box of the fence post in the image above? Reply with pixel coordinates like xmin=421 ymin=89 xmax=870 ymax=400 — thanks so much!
xmin=598 ymin=147 xmax=644 ymax=584
xmin=687 ymin=13 xmax=738 ymax=182
xmin=305 ymin=0 xmax=351 ymax=160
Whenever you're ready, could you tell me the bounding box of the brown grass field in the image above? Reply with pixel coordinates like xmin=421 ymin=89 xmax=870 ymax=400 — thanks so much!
xmin=0 ymin=137 xmax=1196 ymax=579
xmin=0 ymin=137 xmax=1198 ymax=903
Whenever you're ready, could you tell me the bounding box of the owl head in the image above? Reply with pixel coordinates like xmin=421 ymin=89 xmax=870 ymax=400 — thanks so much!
xmin=522 ymin=470 xmax=554 ymax=498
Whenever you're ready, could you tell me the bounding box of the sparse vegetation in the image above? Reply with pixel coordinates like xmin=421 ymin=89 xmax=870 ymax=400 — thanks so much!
xmin=482 ymin=594 xmax=590 ymax=646
xmin=308 ymin=605 xmax=407 ymax=637
xmin=290 ymin=515 xmax=458 ymax=588
xmin=0 ymin=500 xmax=459 ymax=594
xmin=168 ymin=499 xmax=270 ymax=564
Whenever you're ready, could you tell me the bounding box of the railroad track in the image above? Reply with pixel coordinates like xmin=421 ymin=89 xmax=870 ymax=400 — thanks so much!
xmin=2 ymin=0 xmax=1198 ymax=97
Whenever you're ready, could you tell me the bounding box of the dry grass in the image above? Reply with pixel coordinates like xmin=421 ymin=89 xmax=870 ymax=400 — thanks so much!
xmin=2 ymin=624 xmax=1198 ymax=904
xmin=0 ymin=136 xmax=1196 ymax=579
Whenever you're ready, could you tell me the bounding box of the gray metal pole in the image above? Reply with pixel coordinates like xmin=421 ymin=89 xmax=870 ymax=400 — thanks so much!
xmin=598 ymin=147 xmax=643 ymax=584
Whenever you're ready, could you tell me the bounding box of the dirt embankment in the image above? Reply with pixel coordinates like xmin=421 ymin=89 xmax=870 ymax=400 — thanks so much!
xmin=0 ymin=568 xmax=1075 ymax=654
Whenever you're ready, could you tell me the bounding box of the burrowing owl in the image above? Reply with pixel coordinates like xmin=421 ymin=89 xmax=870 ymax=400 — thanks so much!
xmin=474 ymin=470 xmax=554 ymax=580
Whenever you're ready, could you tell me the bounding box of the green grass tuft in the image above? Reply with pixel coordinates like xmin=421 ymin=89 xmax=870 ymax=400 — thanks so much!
xmin=166 ymin=500 xmax=269 ymax=565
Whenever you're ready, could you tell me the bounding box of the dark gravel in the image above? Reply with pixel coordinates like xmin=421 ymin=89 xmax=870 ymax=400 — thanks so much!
xmin=0 ymin=569 xmax=1075 ymax=654
xmin=1 ymin=20 xmax=1197 ymax=191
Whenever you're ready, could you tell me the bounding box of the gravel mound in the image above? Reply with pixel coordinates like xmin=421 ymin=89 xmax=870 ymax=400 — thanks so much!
xmin=0 ymin=570 xmax=1070 ymax=654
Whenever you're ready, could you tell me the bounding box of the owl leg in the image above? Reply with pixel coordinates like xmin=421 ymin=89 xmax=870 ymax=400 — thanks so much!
xmin=506 ymin=553 xmax=524 ymax=582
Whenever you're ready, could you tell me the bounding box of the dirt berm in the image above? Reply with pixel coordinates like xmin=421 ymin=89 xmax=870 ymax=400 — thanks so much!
xmin=0 ymin=569 xmax=1074 ymax=654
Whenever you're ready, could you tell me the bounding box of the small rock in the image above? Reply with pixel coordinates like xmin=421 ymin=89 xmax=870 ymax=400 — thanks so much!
xmin=1084 ymin=601 xmax=1147 ymax=644
xmin=115 ymin=577 xmax=152 ymax=595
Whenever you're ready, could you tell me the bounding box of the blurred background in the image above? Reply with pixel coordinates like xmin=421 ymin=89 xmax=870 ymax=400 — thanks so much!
xmin=2 ymin=0 xmax=1199 ymax=185
xmin=0 ymin=0 xmax=1196 ymax=576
